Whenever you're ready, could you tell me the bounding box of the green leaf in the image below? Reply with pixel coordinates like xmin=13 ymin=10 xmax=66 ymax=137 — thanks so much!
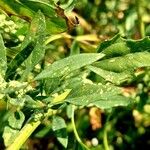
xmin=65 ymin=83 xmax=130 ymax=109
xmin=97 ymin=36 xmax=150 ymax=58
xmin=66 ymin=104 xmax=74 ymax=119
xmin=100 ymin=42 xmax=130 ymax=58
xmin=52 ymin=116 xmax=68 ymax=148
xmin=94 ymin=52 xmax=150 ymax=73
xmin=8 ymin=111 xmax=25 ymax=129
xmin=44 ymin=78 xmax=60 ymax=95
xmin=24 ymin=95 xmax=45 ymax=109
xmin=35 ymin=53 xmax=105 ymax=80
xmin=3 ymin=127 xmax=19 ymax=147
xmin=60 ymin=0 xmax=77 ymax=13
xmin=51 ymin=89 xmax=71 ymax=104
xmin=70 ymin=40 xmax=80 ymax=55
xmin=21 ymin=11 xmax=46 ymax=81
xmin=6 ymin=11 xmax=44 ymax=79
xmin=92 ymin=95 xmax=130 ymax=109
xmin=30 ymin=11 xmax=46 ymax=69
xmin=3 ymin=111 xmax=25 ymax=147
xmin=19 ymin=0 xmax=56 ymax=17
xmin=0 ymin=0 xmax=34 ymax=20
xmin=5 ymin=42 xmax=34 ymax=80
xmin=46 ymin=17 xmax=67 ymax=34
xmin=0 ymin=34 xmax=7 ymax=77
xmin=97 ymin=34 xmax=123 ymax=53
xmin=87 ymin=65 xmax=133 ymax=84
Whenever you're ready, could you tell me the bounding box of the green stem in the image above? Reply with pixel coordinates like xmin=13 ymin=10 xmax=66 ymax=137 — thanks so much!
xmin=103 ymin=113 xmax=112 ymax=150
xmin=103 ymin=126 xmax=109 ymax=150
xmin=136 ymin=0 xmax=145 ymax=38
xmin=71 ymin=105 xmax=90 ymax=150
xmin=7 ymin=120 xmax=41 ymax=150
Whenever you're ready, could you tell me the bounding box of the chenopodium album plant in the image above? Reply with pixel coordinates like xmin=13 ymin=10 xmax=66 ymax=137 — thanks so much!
xmin=0 ymin=0 xmax=150 ymax=150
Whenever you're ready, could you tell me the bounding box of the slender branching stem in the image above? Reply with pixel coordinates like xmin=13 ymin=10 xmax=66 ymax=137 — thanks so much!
xmin=136 ymin=0 xmax=145 ymax=38
xmin=71 ymin=105 xmax=90 ymax=150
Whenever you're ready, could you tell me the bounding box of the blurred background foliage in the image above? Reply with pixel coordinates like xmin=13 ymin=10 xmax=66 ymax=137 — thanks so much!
xmin=0 ymin=0 xmax=150 ymax=150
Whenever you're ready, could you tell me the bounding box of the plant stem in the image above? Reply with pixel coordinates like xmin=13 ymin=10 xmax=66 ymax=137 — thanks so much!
xmin=71 ymin=105 xmax=90 ymax=150
xmin=7 ymin=120 xmax=41 ymax=150
xmin=103 ymin=126 xmax=110 ymax=150
xmin=136 ymin=0 xmax=145 ymax=38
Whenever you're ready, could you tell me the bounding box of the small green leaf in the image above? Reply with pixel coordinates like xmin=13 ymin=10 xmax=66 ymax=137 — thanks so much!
xmin=70 ymin=40 xmax=80 ymax=55
xmin=35 ymin=53 xmax=105 ymax=80
xmin=97 ymin=34 xmax=122 ymax=53
xmin=3 ymin=127 xmax=19 ymax=147
xmin=44 ymin=77 xmax=61 ymax=95
xmin=66 ymin=104 xmax=74 ymax=119
xmin=0 ymin=34 xmax=7 ymax=77
xmin=8 ymin=111 xmax=25 ymax=129
xmin=60 ymin=0 xmax=77 ymax=13
xmin=3 ymin=111 xmax=25 ymax=147
xmin=50 ymin=89 xmax=71 ymax=106
xmin=52 ymin=116 xmax=68 ymax=148
xmin=88 ymin=65 xmax=133 ymax=84
xmin=46 ymin=17 xmax=67 ymax=34
xmin=5 ymin=42 xmax=34 ymax=80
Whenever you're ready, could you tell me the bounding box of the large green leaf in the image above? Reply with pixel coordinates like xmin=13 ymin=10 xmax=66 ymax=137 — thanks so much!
xmin=65 ymin=83 xmax=130 ymax=109
xmin=52 ymin=116 xmax=68 ymax=148
xmin=35 ymin=53 xmax=105 ymax=80
xmin=94 ymin=52 xmax=150 ymax=73
xmin=0 ymin=34 xmax=7 ymax=77
xmin=94 ymin=36 xmax=150 ymax=84
xmin=0 ymin=0 xmax=68 ymax=34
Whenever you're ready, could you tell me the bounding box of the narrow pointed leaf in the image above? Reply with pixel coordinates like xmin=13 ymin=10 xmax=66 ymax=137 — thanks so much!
xmin=5 ymin=42 xmax=34 ymax=80
xmin=19 ymin=0 xmax=56 ymax=17
xmin=98 ymin=36 xmax=150 ymax=58
xmin=0 ymin=34 xmax=7 ymax=77
xmin=52 ymin=116 xmax=68 ymax=148
xmin=87 ymin=65 xmax=133 ymax=84
xmin=94 ymin=52 xmax=150 ymax=73
xmin=0 ymin=0 xmax=34 ymax=20
xmin=35 ymin=53 xmax=105 ymax=80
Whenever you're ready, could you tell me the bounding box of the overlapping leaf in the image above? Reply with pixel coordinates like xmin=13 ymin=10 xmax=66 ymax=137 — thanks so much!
xmin=0 ymin=34 xmax=7 ymax=77
xmin=5 ymin=11 xmax=46 ymax=81
xmin=35 ymin=53 xmax=105 ymax=80
xmin=65 ymin=83 xmax=130 ymax=109
xmin=3 ymin=111 xmax=25 ymax=146
xmin=91 ymin=36 xmax=150 ymax=84
xmin=52 ymin=116 xmax=68 ymax=148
